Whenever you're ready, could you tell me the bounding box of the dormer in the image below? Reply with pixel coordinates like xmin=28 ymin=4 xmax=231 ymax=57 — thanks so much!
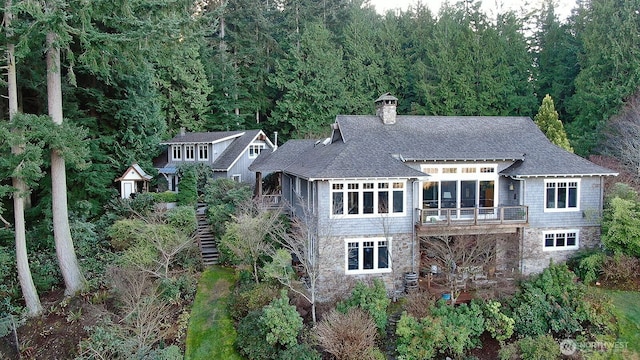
xmin=375 ymin=93 xmax=398 ymax=125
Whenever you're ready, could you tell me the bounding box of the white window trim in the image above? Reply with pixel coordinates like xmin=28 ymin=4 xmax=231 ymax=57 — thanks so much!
xmin=542 ymin=229 xmax=579 ymax=251
xmin=419 ymin=164 xmax=499 ymax=211
xmin=232 ymin=174 xmax=241 ymax=183
xmin=184 ymin=144 xmax=195 ymax=161
xmin=197 ymin=144 xmax=209 ymax=161
xmin=344 ymin=237 xmax=392 ymax=274
xmin=171 ymin=145 xmax=182 ymax=161
xmin=248 ymin=144 xmax=265 ymax=159
xmin=329 ymin=180 xmax=406 ymax=219
xmin=544 ymin=178 xmax=581 ymax=212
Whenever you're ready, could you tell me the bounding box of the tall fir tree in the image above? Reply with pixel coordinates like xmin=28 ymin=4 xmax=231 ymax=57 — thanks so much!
xmin=4 ymin=0 xmax=43 ymax=316
xmin=533 ymin=0 xmax=579 ymax=121
xmin=567 ymin=0 xmax=640 ymax=155
xmin=269 ymin=22 xmax=348 ymax=139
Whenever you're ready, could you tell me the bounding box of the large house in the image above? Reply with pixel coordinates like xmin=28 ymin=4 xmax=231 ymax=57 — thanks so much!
xmin=250 ymin=94 xmax=616 ymax=298
xmin=155 ymin=128 xmax=275 ymax=191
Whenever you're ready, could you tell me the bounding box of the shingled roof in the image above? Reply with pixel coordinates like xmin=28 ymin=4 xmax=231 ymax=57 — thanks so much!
xmin=161 ymin=131 xmax=244 ymax=144
xmin=156 ymin=129 xmax=267 ymax=173
xmin=250 ymin=115 xmax=616 ymax=179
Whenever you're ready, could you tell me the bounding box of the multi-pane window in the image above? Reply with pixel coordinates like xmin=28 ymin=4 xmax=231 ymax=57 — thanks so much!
xmin=171 ymin=145 xmax=182 ymax=161
xmin=420 ymin=164 xmax=498 ymax=213
xmin=184 ymin=145 xmax=195 ymax=161
xmin=543 ymin=230 xmax=578 ymax=250
xmin=331 ymin=181 xmax=405 ymax=217
xmin=545 ymin=180 xmax=579 ymax=210
xmin=198 ymin=144 xmax=209 ymax=161
xmin=346 ymin=238 xmax=391 ymax=273
xmin=249 ymin=144 xmax=264 ymax=158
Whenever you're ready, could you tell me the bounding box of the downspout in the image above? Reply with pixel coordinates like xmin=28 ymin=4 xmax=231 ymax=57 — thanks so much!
xmin=510 ymin=176 xmax=526 ymax=273
xmin=411 ymin=179 xmax=418 ymax=273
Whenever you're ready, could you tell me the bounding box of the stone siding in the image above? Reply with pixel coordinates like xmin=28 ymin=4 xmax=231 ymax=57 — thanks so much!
xmin=316 ymin=233 xmax=417 ymax=302
xmin=521 ymin=226 xmax=600 ymax=275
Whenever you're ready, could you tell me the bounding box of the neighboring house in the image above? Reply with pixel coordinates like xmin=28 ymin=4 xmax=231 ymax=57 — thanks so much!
xmin=154 ymin=128 xmax=275 ymax=191
xmin=250 ymin=94 xmax=617 ymax=298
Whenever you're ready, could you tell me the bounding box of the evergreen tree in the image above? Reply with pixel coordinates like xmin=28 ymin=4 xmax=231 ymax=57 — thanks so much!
xmin=4 ymin=0 xmax=42 ymax=316
xmin=44 ymin=2 xmax=87 ymax=295
xmin=535 ymin=94 xmax=573 ymax=152
xmin=567 ymin=0 xmax=640 ymax=155
xmin=533 ymin=0 xmax=579 ymax=121
xmin=340 ymin=2 xmax=388 ymax=113
xmin=269 ymin=23 xmax=348 ymax=139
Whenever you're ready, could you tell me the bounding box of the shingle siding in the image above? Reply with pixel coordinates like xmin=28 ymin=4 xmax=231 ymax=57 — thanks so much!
xmin=524 ymin=177 xmax=603 ymax=228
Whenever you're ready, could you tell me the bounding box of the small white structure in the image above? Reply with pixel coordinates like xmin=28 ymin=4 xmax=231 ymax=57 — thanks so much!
xmin=115 ymin=163 xmax=152 ymax=199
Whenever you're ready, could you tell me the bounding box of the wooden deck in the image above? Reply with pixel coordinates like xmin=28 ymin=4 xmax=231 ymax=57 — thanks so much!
xmin=416 ymin=206 xmax=527 ymax=236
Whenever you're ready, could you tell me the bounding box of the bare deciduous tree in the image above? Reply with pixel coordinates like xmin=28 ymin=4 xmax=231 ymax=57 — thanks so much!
xmin=220 ymin=200 xmax=280 ymax=283
xmin=265 ymin=198 xmax=324 ymax=323
xmin=107 ymin=267 xmax=175 ymax=354
xmin=421 ymin=233 xmax=498 ymax=304
xmin=605 ymin=93 xmax=640 ymax=178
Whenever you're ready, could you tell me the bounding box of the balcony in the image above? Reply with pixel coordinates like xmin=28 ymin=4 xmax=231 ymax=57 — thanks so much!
xmin=416 ymin=206 xmax=528 ymax=236
xmin=259 ymin=194 xmax=283 ymax=209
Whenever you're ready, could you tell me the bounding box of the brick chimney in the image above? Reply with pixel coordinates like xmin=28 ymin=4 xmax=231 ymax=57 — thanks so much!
xmin=375 ymin=93 xmax=398 ymax=125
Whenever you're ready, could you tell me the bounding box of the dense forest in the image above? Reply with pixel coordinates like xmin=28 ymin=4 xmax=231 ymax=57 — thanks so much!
xmin=1 ymin=0 xmax=639 ymax=218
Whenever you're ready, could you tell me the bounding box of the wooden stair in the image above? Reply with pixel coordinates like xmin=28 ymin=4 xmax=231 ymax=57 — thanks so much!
xmin=196 ymin=209 xmax=219 ymax=266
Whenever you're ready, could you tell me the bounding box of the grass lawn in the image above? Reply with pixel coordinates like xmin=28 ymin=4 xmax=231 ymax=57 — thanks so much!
xmin=606 ymin=290 xmax=640 ymax=356
xmin=185 ymin=266 xmax=244 ymax=360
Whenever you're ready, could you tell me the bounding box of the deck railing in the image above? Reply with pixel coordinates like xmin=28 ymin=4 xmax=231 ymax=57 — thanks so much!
xmin=259 ymin=194 xmax=283 ymax=209
xmin=418 ymin=206 xmax=528 ymax=226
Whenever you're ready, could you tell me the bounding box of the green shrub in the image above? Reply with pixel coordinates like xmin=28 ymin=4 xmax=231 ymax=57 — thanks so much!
xmin=229 ymin=281 xmax=281 ymax=321
xmin=396 ymin=301 xmax=485 ymax=359
xmin=151 ymin=191 xmax=178 ymax=203
xmin=107 ymin=219 xmax=147 ymax=251
xmin=166 ymin=206 xmax=197 ymax=234
xmin=236 ymin=291 xmax=304 ymax=359
xmin=30 ymin=250 xmax=62 ymax=292
xmin=71 ymin=218 xmax=115 ymax=290
xmin=568 ymin=249 xmax=606 ymax=284
xmin=0 ymin=246 xmax=22 ymax=316
xmin=159 ymin=274 xmax=198 ymax=305
xmin=204 ymin=178 xmax=252 ymax=238
xmin=601 ymin=196 xmax=640 ymax=257
xmin=176 ymin=165 xmax=198 ymax=206
xmin=498 ymin=334 xmax=560 ymax=360
xmin=261 ymin=291 xmax=303 ymax=349
xmin=508 ymin=263 xmax=612 ymax=338
xmin=396 ymin=312 xmax=440 ymax=360
xmin=236 ymin=310 xmax=279 ymax=360
xmin=106 ymin=193 xmax=156 ymax=219
xmin=337 ymin=279 xmax=391 ymax=332
xmin=278 ymin=343 xmax=321 ymax=360
xmin=481 ymin=300 xmax=514 ymax=343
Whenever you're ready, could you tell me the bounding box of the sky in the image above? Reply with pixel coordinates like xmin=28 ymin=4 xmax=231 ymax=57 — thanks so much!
xmin=369 ymin=0 xmax=575 ymax=19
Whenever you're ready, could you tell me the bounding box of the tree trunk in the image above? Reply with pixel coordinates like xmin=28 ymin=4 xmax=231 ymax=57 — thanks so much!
xmin=46 ymin=31 xmax=86 ymax=296
xmin=6 ymin=0 xmax=43 ymax=317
